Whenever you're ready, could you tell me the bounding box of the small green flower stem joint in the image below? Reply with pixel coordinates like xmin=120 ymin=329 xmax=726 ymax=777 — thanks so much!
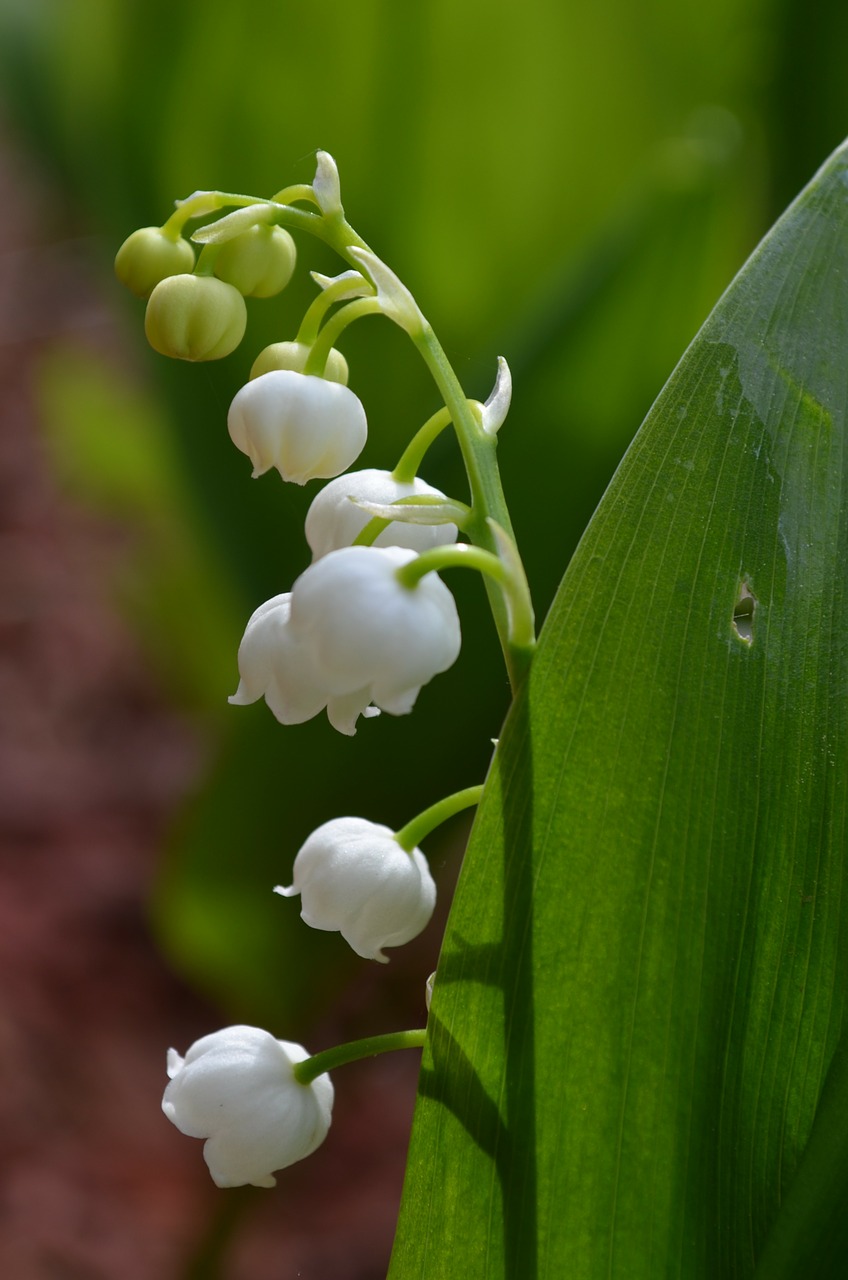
xmin=293 ymin=1029 xmax=427 ymax=1086
xmin=392 ymin=406 xmax=455 ymax=483
xmin=394 ymin=784 xmax=484 ymax=853
xmin=303 ymin=296 xmax=384 ymax=377
xmin=351 ymin=492 xmax=471 ymax=552
xmin=296 ymin=274 xmax=370 ymax=347
xmin=161 ymin=192 xmax=259 ymax=240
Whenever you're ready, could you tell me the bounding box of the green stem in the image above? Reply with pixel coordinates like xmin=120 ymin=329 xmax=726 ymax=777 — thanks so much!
xmin=394 ymin=784 xmax=484 ymax=853
xmin=352 ymin=494 xmax=472 ymax=549
xmin=351 ymin=515 xmax=391 ymax=547
xmin=293 ymin=1029 xmax=426 ymax=1085
xmin=396 ymin=541 xmax=505 ymax=587
xmin=193 ymin=242 xmax=221 ymax=277
xmin=392 ymin=406 xmax=454 ymax=483
xmin=179 ymin=188 xmax=341 ymax=247
xmin=270 ymin=183 xmax=319 ymax=205
xmin=163 ymin=191 xmax=263 ymax=238
xmin=395 ymin=543 xmax=536 ymax=658
xmin=305 ymin=297 xmax=384 ymax=375
xmin=412 ymin=326 xmax=526 ymax=688
xmin=296 ymin=274 xmax=369 ymax=346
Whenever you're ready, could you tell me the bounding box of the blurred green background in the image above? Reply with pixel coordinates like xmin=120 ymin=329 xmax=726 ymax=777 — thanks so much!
xmin=1 ymin=0 xmax=845 ymax=1035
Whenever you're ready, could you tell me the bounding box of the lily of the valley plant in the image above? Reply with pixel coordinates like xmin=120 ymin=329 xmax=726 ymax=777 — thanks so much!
xmin=117 ymin=151 xmax=533 ymax=1190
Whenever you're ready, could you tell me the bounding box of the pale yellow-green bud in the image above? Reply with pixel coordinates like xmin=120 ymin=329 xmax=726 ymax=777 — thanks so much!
xmin=213 ymin=225 xmax=297 ymax=298
xmin=115 ymin=227 xmax=196 ymax=299
xmin=145 ymin=274 xmax=247 ymax=362
xmin=250 ymin=340 xmax=348 ymax=385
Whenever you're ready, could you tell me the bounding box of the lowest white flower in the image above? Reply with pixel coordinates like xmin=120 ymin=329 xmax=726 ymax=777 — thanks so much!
xmin=162 ymin=1025 xmax=333 ymax=1188
xmin=230 ymin=545 xmax=461 ymax=733
xmin=304 ymin=468 xmax=459 ymax=560
xmin=227 ymin=369 xmax=367 ymax=484
xmin=275 ymin=817 xmax=436 ymax=961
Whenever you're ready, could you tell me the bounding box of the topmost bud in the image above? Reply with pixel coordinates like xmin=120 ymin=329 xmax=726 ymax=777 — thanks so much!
xmin=312 ymin=151 xmax=343 ymax=217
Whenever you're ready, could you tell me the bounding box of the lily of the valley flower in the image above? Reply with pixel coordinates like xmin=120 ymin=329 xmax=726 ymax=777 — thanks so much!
xmin=292 ymin=545 xmax=460 ymax=719
xmin=229 ymin=545 xmax=461 ymax=734
xmin=228 ymin=591 xmax=381 ymax=734
xmin=162 ymin=1026 xmax=333 ymax=1188
xmin=227 ymin=369 xmax=367 ymax=484
xmin=305 ymin=468 xmax=459 ymax=560
xmin=275 ymin=817 xmax=436 ymax=961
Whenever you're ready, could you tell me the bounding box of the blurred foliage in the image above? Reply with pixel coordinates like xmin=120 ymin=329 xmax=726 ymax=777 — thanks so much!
xmin=1 ymin=0 xmax=845 ymax=1038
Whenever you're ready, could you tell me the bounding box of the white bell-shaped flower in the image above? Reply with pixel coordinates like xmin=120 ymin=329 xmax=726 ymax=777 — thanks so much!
xmin=305 ymin=468 xmax=459 ymax=560
xmin=228 ymin=592 xmax=380 ymax=735
xmin=229 ymin=547 xmax=460 ymax=733
xmin=227 ymin=370 xmax=367 ymax=484
xmin=289 ymin=545 xmax=461 ymax=717
xmin=162 ymin=1025 xmax=333 ymax=1188
xmin=275 ymin=817 xmax=436 ymax=961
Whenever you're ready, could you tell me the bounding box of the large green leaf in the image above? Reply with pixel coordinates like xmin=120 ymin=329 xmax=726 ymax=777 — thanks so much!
xmin=390 ymin=140 xmax=848 ymax=1277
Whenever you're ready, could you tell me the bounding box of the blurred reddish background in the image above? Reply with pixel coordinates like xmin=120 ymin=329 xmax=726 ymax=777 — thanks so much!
xmin=0 ymin=125 xmax=419 ymax=1280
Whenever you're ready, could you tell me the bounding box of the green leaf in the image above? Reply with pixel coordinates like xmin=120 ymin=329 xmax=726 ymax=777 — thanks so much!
xmin=390 ymin=140 xmax=848 ymax=1277
xmin=754 ymin=1039 xmax=848 ymax=1277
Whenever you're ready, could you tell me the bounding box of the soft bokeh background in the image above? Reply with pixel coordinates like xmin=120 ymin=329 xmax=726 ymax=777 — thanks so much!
xmin=0 ymin=0 xmax=845 ymax=1276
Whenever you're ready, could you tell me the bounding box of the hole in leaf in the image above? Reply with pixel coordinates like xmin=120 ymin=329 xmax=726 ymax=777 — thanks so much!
xmin=732 ymin=578 xmax=757 ymax=646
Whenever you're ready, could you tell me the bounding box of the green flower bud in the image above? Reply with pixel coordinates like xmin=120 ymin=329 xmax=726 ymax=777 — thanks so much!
xmin=145 ymin=274 xmax=247 ymax=362
xmin=115 ymin=227 xmax=196 ymax=299
xmin=250 ymin=340 xmax=348 ymax=385
xmin=213 ymin=225 xmax=297 ymax=298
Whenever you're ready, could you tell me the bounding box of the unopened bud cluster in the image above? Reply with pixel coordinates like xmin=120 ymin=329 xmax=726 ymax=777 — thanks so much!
xmin=117 ymin=213 xmax=297 ymax=361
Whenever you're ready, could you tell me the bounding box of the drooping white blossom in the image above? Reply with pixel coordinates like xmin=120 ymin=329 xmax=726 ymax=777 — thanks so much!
xmin=162 ymin=1026 xmax=333 ymax=1188
xmin=227 ymin=592 xmax=380 ymax=734
xmin=227 ymin=370 xmax=367 ymax=484
xmin=229 ymin=546 xmax=461 ymax=733
xmin=305 ymin=468 xmax=459 ymax=560
xmin=289 ymin=545 xmax=461 ymax=718
xmin=275 ymin=817 xmax=436 ymax=961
